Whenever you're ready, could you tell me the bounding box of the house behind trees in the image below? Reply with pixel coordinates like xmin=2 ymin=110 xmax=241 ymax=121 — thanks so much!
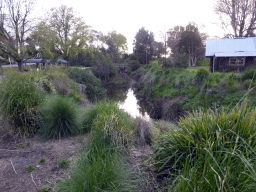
xmin=205 ymin=38 xmax=256 ymax=72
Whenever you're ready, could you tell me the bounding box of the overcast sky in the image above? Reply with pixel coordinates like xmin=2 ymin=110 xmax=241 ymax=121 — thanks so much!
xmin=36 ymin=0 xmax=225 ymax=53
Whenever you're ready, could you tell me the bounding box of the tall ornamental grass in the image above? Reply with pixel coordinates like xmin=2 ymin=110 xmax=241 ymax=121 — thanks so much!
xmin=151 ymin=100 xmax=256 ymax=191
xmin=58 ymin=101 xmax=138 ymax=191
xmin=0 ymin=71 xmax=43 ymax=135
xmin=80 ymin=101 xmax=134 ymax=147
xmin=39 ymin=95 xmax=79 ymax=140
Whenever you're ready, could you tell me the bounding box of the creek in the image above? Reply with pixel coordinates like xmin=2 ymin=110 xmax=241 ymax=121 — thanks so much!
xmin=107 ymin=86 xmax=151 ymax=121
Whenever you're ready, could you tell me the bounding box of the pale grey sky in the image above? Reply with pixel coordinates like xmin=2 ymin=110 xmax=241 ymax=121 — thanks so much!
xmin=36 ymin=0 xmax=225 ymax=53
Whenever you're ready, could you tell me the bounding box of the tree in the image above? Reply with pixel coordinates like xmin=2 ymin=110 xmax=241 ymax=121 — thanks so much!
xmin=167 ymin=25 xmax=185 ymax=54
xmin=101 ymin=31 xmax=127 ymax=63
xmin=133 ymin=27 xmax=154 ymax=64
xmin=31 ymin=5 xmax=91 ymax=61
xmin=0 ymin=0 xmax=36 ymax=71
xmin=152 ymin=41 xmax=165 ymax=58
xmin=178 ymin=24 xmax=205 ymax=67
xmin=215 ymin=0 xmax=256 ymax=37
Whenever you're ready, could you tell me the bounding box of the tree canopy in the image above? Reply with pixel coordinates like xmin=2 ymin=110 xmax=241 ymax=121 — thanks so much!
xmin=167 ymin=23 xmax=206 ymax=67
xmin=101 ymin=31 xmax=127 ymax=63
xmin=31 ymin=5 xmax=91 ymax=61
xmin=133 ymin=27 xmax=154 ymax=64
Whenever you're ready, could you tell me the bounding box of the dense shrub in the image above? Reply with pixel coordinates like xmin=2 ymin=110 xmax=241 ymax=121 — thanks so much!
xmin=0 ymin=71 xmax=44 ymax=135
xmin=241 ymin=67 xmax=256 ymax=81
xmin=128 ymin=60 xmax=140 ymax=72
xmin=68 ymin=52 xmax=95 ymax=67
xmin=172 ymin=53 xmax=188 ymax=68
xmin=39 ymin=95 xmax=79 ymax=140
xmin=151 ymin=101 xmax=256 ymax=191
xmin=92 ymin=59 xmax=117 ymax=81
xmin=195 ymin=67 xmax=210 ymax=82
xmin=68 ymin=68 xmax=107 ymax=102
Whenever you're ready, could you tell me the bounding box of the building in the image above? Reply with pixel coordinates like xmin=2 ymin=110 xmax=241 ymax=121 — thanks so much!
xmin=205 ymin=37 xmax=256 ymax=72
xmin=25 ymin=59 xmax=68 ymax=69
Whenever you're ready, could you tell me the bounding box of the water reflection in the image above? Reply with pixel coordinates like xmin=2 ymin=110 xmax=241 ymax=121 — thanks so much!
xmin=118 ymin=89 xmax=151 ymax=121
xmin=107 ymin=86 xmax=129 ymax=102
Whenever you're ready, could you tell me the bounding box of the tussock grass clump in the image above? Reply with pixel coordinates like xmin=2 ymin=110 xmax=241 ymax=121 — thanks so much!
xmin=57 ymin=101 xmax=138 ymax=192
xmin=133 ymin=117 xmax=154 ymax=146
xmin=39 ymin=95 xmax=79 ymax=140
xmin=57 ymin=146 xmax=137 ymax=192
xmin=0 ymin=71 xmax=43 ymax=135
xmin=151 ymin=100 xmax=256 ymax=191
xmin=81 ymin=101 xmax=134 ymax=147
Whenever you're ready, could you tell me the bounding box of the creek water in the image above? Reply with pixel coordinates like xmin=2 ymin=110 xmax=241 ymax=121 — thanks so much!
xmin=107 ymin=87 xmax=151 ymax=121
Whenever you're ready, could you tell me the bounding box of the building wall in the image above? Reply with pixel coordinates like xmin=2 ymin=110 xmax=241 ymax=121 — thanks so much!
xmin=209 ymin=57 xmax=256 ymax=72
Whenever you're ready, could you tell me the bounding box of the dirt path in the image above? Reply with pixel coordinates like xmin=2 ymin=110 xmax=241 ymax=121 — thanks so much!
xmin=0 ymin=118 xmax=87 ymax=192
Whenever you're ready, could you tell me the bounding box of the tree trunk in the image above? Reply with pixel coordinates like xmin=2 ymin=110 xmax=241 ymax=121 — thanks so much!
xmin=18 ymin=61 xmax=24 ymax=72
xmin=0 ymin=62 xmax=3 ymax=75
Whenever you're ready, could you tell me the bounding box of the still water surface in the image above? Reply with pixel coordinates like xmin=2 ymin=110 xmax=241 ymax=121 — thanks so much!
xmin=108 ymin=87 xmax=151 ymax=121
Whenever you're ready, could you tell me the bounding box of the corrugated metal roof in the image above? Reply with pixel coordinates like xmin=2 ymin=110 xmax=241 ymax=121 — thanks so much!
xmin=205 ymin=37 xmax=256 ymax=57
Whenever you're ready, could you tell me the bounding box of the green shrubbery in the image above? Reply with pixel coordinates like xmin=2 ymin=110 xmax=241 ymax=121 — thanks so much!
xmin=195 ymin=67 xmax=210 ymax=82
xmin=39 ymin=95 xmax=79 ymax=140
xmin=151 ymin=101 xmax=256 ymax=191
xmin=68 ymin=68 xmax=107 ymax=102
xmin=58 ymin=101 xmax=138 ymax=191
xmin=241 ymin=67 xmax=256 ymax=81
xmin=92 ymin=59 xmax=117 ymax=82
xmin=0 ymin=71 xmax=44 ymax=135
xmin=128 ymin=60 xmax=140 ymax=72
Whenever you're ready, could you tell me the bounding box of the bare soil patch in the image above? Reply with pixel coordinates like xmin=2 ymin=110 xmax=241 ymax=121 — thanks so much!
xmin=0 ymin=116 xmax=87 ymax=192
xmin=0 ymin=115 xmax=159 ymax=191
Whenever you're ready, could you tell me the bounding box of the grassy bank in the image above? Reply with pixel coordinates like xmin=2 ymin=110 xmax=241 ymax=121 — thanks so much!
xmin=132 ymin=61 xmax=256 ymax=120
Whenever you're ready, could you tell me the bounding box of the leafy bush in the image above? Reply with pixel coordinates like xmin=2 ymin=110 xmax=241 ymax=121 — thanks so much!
xmin=92 ymin=59 xmax=117 ymax=81
xmin=0 ymin=71 xmax=43 ymax=135
xmin=242 ymin=67 xmax=256 ymax=81
xmin=195 ymin=68 xmax=210 ymax=82
xmin=151 ymin=101 xmax=256 ymax=191
xmin=39 ymin=95 xmax=79 ymax=140
xmin=69 ymin=52 xmax=95 ymax=67
xmin=128 ymin=60 xmax=140 ymax=72
xmin=173 ymin=53 xmax=188 ymax=68
xmin=68 ymin=68 xmax=107 ymax=102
